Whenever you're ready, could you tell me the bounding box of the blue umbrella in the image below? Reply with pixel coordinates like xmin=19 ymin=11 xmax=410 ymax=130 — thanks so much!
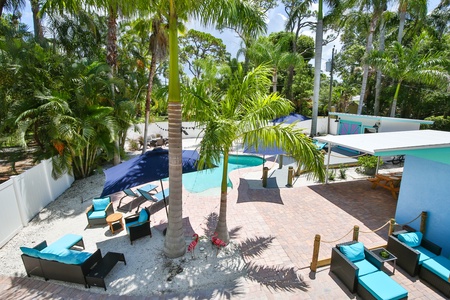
xmin=101 ymin=148 xmax=201 ymax=197
xmin=272 ymin=113 xmax=310 ymax=124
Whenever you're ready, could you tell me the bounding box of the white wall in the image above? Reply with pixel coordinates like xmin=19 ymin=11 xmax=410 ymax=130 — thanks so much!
xmin=0 ymin=159 xmax=74 ymax=248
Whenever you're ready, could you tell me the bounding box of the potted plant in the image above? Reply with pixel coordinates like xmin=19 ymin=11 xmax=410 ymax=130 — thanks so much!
xmin=358 ymin=155 xmax=382 ymax=176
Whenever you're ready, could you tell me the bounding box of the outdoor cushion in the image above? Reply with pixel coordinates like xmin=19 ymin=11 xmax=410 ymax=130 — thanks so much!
xmin=138 ymin=209 xmax=148 ymax=223
xmin=358 ymin=271 xmax=408 ymax=300
xmin=88 ymin=210 xmax=107 ymax=219
xmin=354 ymin=259 xmax=379 ymax=276
xmin=397 ymin=231 xmax=423 ymax=247
xmin=415 ymin=245 xmax=439 ymax=264
xmin=20 ymin=246 xmax=41 ymax=258
xmin=92 ymin=197 xmax=110 ymax=211
xmin=422 ymin=255 xmax=450 ymax=281
xmin=44 ymin=233 xmax=82 ymax=251
xmin=340 ymin=242 xmax=365 ymax=262
xmin=40 ymin=247 xmax=91 ymax=265
xmin=126 ymin=220 xmax=139 ymax=230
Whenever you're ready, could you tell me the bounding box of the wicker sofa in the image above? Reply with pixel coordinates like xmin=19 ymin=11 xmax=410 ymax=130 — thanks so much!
xmin=21 ymin=238 xmax=102 ymax=287
xmin=386 ymin=230 xmax=441 ymax=276
xmin=330 ymin=241 xmax=408 ymax=300
xmin=419 ymin=255 xmax=450 ymax=297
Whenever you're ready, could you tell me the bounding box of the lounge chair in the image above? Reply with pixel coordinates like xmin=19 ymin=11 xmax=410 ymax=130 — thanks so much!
xmin=419 ymin=254 xmax=450 ymax=297
xmin=330 ymin=241 xmax=408 ymax=299
xmin=135 ymin=187 xmax=169 ymax=213
xmin=124 ymin=208 xmax=151 ymax=245
xmin=387 ymin=230 xmax=441 ymax=276
xmin=117 ymin=189 xmax=140 ymax=212
xmin=86 ymin=197 xmax=114 ymax=227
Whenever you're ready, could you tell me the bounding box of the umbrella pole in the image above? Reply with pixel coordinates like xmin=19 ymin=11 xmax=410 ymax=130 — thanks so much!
xmin=160 ymin=179 xmax=169 ymax=218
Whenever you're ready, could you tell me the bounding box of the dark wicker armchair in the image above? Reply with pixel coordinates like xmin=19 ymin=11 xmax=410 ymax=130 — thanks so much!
xmin=86 ymin=197 xmax=114 ymax=227
xmin=387 ymin=230 xmax=441 ymax=276
xmin=330 ymin=241 xmax=383 ymax=293
xmin=124 ymin=208 xmax=151 ymax=245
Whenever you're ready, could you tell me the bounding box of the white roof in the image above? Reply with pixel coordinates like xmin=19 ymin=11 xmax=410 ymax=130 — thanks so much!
xmin=315 ymin=130 xmax=450 ymax=155
xmin=329 ymin=112 xmax=434 ymax=124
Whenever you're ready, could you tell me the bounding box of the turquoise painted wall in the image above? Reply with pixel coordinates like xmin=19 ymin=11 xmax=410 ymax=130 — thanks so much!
xmin=396 ymin=156 xmax=450 ymax=256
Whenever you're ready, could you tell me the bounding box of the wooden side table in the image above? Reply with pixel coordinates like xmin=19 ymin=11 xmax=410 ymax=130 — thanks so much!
xmin=106 ymin=213 xmax=124 ymax=234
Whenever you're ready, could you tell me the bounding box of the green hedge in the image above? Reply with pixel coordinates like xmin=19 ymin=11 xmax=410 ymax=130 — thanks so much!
xmin=423 ymin=116 xmax=450 ymax=132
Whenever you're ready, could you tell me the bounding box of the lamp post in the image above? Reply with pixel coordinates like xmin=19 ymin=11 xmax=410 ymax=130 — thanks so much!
xmin=326 ymin=46 xmax=335 ymax=134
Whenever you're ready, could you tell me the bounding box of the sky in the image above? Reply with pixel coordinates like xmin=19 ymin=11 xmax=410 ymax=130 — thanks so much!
xmin=19 ymin=0 xmax=441 ymax=76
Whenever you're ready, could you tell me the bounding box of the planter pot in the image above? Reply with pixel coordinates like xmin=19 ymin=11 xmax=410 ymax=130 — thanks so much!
xmin=364 ymin=167 xmax=376 ymax=176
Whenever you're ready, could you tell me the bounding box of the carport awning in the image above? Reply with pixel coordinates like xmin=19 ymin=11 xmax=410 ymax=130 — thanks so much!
xmin=314 ymin=130 xmax=450 ymax=156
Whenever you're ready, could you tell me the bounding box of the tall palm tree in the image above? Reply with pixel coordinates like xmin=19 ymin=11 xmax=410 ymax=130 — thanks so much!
xmin=397 ymin=0 xmax=427 ymax=44
xmin=184 ymin=64 xmax=325 ymax=243
xmin=142 ymin=14 xmax=168 ymax=154
xmin=158 ymin=0 xmax=266 ymax=258
xmin=368 ymin=33 xmax=449 ymax=117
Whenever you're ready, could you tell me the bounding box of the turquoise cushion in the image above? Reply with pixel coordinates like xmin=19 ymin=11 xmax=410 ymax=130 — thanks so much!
xmin=422 ymin=255 xmax=450 ymax=281
xmin=415 ymin=245 xmax=439 ymax=264
xmin=40 ymin=247 xmax=91 ymax=265
xmin=354 ymin=259 xmax=379 ymax=276
xmin=340 ymin=242 xmax=365 ymax=262
xmin=88 ymin=210 xmax=106 ymax=219
xmin=46 ymin=234 xmax=82 ymax=251
xmin=138 ymin=209 xmax=148 ymax=223
xmin=20 ymin=246 xmax=41 ymax=258
xmin=358 ymin=271 xmax=408 ymax=300
xmin=397 ymin=231 xmax=422 ymax=247
xmin=92 ymin=197 xmax=110 ymax=211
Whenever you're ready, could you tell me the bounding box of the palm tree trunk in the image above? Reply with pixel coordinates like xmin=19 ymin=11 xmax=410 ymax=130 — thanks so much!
xmin=142 ymin=49 xmax=158 ymax=154
xmin=163 ymin=0 xmax=185 ymax=258
xmin=0 ymin=0 xmax=7 ymax=18
xmin=374 ymin=15 xmax=386 ymax=116
xmin=215 ymin=151 xmax=230 ymax=243
xmin=357 ymin=16 xmax=378 ymax=115
xmin=311 ymin=0 xmax=323 ymax=136
xmin=272 ymin=68 xmax=277 ymax=93
xmin=390 ymin=81 xmax=402 ymax=117
xmin=30 ymin=0 xmax=44 ymax=45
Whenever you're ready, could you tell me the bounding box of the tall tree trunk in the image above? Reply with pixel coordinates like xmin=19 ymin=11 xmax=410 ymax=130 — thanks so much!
xmin=397 ymin=3 xmax=407 ymax=43
xmin=272 ymin=68 xmax=278 ymax=93
xmin=357 ymin=15 xmax=378 ymax=115
xmin=390 ymin=81 xmax=402 ymax=117
xmin=30 ymin=0 xmax=44 ymax=45
xmin=374 ymin=15 xmax=386 ymax=116
xmin=0 ymin=0 xmax=7 ymax=18
xmin=215 ymin=151 xmax=230 ymax=243
xmin=311 ymin=0 xmax=323 ymax=136
xmin=163 ymin=0 xmax=185 ymax=258
xmin=142 ymin=48 xmax=158 ymax=154
xmin=106 ymin=6 xmax=120 ymax=166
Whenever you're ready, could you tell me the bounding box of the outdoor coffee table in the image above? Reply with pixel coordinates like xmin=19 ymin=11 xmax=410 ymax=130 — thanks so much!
xmin=106 ymin=213 xmax=124 ymax=234
xmin=372 ymin=247 xmax=397 ymax=274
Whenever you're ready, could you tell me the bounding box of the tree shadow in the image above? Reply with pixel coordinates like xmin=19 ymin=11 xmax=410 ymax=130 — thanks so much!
xmin=202 ymin=212 xmax=242 ymax=239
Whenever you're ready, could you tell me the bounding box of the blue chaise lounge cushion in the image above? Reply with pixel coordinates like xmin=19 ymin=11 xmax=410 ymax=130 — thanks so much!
xmin=397 ymin=231 xmax=422 ymax=247
xmin=354 ymin=259 xmax=379 ymax=276
xmin=358 ymin=271 xmax=408 ymax=300
xmin=92 ymin=197 xmax=110 ymax=211
xmin=415 ymin=245 xmax=439 ymax=264
xmin=20 ymin=246 xmax=41 ymax=258
xmin=422 ymin=255 xmax=450 ymax=282
xmin=340 ymin=242 xmax=365 ymax=262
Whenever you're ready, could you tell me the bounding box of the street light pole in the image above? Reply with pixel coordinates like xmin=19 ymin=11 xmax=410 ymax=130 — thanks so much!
xmin=327 ymin=46 xmax=335 ymax=135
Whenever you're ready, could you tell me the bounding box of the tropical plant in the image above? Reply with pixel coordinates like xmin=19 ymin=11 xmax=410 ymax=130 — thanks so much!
xmin=143 ymin=0 xmax=266 ymax=259
xmin=368 ymin=33 xmax=449 ymax=117
xmin=184 ymin=64 xmax=325 ymax=244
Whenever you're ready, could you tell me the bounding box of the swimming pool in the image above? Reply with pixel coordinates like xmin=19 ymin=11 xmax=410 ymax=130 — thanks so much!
xmin=182 ymin=154 xmax=264 ymax=193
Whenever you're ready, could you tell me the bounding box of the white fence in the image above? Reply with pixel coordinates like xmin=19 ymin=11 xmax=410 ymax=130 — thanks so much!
xmin=0 ymin=159 xmax=74 ymax=248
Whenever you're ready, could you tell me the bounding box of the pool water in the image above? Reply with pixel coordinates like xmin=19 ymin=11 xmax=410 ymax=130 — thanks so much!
xmin=182 ymin=154 xmax=264 ymax=193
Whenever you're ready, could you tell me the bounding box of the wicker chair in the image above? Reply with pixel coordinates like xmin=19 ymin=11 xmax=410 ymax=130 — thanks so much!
xmin=85 ymin=197 xmax=114 ymax=227
xmin=124 ymin=208 xmax=151 ymax=245
xmin=386 ymin=230 xmax=441 ymax=276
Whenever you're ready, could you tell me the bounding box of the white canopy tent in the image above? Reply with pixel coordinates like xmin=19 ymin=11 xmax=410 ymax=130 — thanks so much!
xmin=315 ymin=130 xmax=450 ymax=183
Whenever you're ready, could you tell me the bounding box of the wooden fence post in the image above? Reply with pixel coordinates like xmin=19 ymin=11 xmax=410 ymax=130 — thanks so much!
xmin=420 ymin=211 xmax=428 ymax=235
xmin=310 ymin=234 xmax=321 ymax=272
xmin=352 ymin=225 xmax=359 ymax=241
xmin=388 ymin=218 xmax=396 ymax=236
xmin=262 ymin=167 xmax=269 ymax=188
xmin=286 ymin=166 xmax=294 ymax=187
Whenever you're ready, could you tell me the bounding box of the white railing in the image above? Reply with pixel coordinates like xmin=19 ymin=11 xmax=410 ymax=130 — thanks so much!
xmin=0 ymin=159 xmax=74 ymax=248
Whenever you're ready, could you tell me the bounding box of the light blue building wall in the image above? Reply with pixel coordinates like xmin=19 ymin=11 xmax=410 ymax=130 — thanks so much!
xmin=396 ymin=155 xmax=450 ymax=256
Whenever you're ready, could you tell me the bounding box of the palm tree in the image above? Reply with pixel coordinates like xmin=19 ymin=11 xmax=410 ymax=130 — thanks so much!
xmin=184 ymin=65 xmax=325 ymax=243
xmin=142 ymin=14 xmax=168 ymax=154
xmin=397 ymin=0 xmax=427 ymax=44
xmin=368 ymin=33 xmax=449 ymax=117
xmin=154 ymin=0 xmax=266 ymax=258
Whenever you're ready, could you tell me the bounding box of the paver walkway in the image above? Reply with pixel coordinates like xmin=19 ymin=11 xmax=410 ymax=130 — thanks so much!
xmin=1 ymin=164 xmax=446 ymax=299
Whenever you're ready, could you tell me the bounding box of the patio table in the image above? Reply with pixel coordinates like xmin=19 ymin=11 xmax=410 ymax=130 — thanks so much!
xmin=367 ymin=173 xmax=401 ymax=199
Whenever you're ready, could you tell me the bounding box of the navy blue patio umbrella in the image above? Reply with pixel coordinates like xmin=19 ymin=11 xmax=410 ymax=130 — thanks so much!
xmin=272 ymin=113 xmax=310 ymax=124
xmin=101 ymin=148 xmax=202 ymax=197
